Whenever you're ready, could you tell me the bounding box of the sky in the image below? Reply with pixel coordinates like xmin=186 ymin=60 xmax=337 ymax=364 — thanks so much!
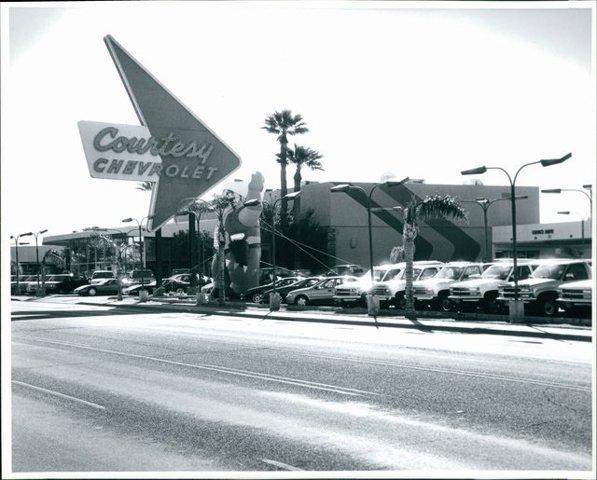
xmin=2 ymin=1 xmax=595 ymax=244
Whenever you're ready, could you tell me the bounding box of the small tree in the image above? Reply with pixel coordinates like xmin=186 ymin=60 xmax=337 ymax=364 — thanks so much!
xmin=402 ymin=195 xmax=467 ymax=319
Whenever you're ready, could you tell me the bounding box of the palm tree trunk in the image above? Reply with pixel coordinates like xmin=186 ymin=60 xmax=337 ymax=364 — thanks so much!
xmin=292 ymin=164 xmax=301 ymax=217
xmin=279 ymin=140 xmax=288 ymax=219
xmin=403 ymin=222 xmax=417 ymax=320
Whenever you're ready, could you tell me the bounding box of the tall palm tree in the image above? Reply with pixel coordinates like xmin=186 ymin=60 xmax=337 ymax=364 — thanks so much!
xmin=402 ymin=195 xmax=467 ymax=319
xmin=285 ymin=144 xmax=323 ymax=216
xmin=262 ymin=110 xmax=308 ymax=221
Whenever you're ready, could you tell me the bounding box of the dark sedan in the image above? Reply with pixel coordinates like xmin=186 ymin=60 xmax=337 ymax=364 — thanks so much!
xmin=242 ymin=276 xmax=303 ymax=304
xmin=74 ymin=278 xmax=120 ymax=296
xmin=161 ymin=274 xmax=192 ymax=294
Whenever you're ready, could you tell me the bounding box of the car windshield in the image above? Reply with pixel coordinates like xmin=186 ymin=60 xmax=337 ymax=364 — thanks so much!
xmin=364 ymin=268 xmax=394 ymax=282
xmin=382 ymin=268 xmax=402 ymax=281
xmin=482 ymin=264 xmax=512 ymax=280
xmin=532 ymin=264 xmax=566 ymax=280
xmin=436 ymin=266 xmax=463 ymax=280
xmin=92 ymin=272 xmax=113 ymax=279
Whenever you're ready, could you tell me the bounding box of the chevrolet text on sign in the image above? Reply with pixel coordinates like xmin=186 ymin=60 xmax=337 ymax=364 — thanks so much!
xmin=79 ymin=121 xmax=218 ymax=182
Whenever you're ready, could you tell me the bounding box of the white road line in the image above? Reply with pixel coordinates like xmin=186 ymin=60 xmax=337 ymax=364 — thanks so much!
xmin=12 ymin=338 xmax=371 ymax=397
xmin=260 ymin=458 xmax=303 ymax=471
xmin=12 ymin=380 xmax=106 ymax=411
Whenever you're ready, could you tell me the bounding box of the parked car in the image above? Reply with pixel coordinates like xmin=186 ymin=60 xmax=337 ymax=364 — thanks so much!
xmin=413 ymin=262 xmax=485 ymax=311
xmin=74 ymin=278 xmax=120 ymax=296
xmin=12 ymin=275 xmax=37 ymax=295
xmin=170 ymin=268 xmax=190 ymax=276
xmin=261 ymin=276 xmax=325 ymax=303
xmin=161 ymin=273 xmax=192 ymax=294
xmin=124 ymin=281 xmax=157 ymax=296
xmin=90 ymin=270 xmax=116 ymax=283
xmin=557 ymin=279 xmax=592 ymax=317
xmin=325 ymin=264 xmax=365 ymax=277
xmin=449 ymin=260 xmax=538 ymax=313
xmin=121 ymin=269 xmax=155 ymax=288
xmin=368 ymin=261 xmax=444 ymax=309
xmin=498 ymin=259 xmax=592 ymax=316
xmin=26 ymin=274 xmax=87 ymax=295
xmin=286 ymin=275 xmax=360 ymax=306
xmin=242 ymin=276 xmax=304 ymax=303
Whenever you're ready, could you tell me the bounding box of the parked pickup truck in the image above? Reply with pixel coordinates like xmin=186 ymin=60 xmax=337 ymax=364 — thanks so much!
xmin=369 ymin=261 xmax=443 ymax=309
xmin=449 ymin=260 xmax=538 ymax=313
xmin=413 ymin=262 xmax=485 ymax=312
xmin=497 ymin=259 xmax=592 ymax=316
xmin=333 ymin=264 xmax=405 ymax=307
xmin=557 ymin=279 xmax=593 ymax=316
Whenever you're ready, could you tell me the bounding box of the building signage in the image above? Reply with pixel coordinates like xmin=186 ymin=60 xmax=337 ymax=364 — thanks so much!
xmin=78 ymin=121 xmax=218 ymax=182
xmin=79 ymin=35 xmax=241 ymax=231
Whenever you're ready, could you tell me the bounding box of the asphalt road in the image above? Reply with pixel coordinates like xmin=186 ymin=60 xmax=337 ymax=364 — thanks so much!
xmin=10 ymin=299 xmax=593 ymax=472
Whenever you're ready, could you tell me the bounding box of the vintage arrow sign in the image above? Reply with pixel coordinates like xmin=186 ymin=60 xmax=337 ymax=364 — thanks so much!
xmin=103 ymin=35 xmax=241 ymax=231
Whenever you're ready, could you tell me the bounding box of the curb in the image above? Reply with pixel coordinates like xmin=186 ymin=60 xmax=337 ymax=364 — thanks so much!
xmin=77 ymin=300 xmax=593 ymax=343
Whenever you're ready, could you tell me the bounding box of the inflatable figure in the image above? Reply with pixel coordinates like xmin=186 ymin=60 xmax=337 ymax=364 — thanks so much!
xmin=211 ymin=172 xmax=264 ymax=296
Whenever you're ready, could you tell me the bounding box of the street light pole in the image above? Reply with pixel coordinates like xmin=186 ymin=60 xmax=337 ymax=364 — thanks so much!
xmin=33 ymin=229 xmax=48 ymax=294
xmin=541 ymin=186 xmax=592 ymax=218
xmin=122 ymin=215 xmax=154 ymax=289
xmin=462 ymin=153 xmax=571 ymax=321
xmin=11 ymin=232 xmax=33 ymax=293
xmin=461 ymin=197 xmax=527 ymax=263
xmin=330 ymin=178 xmax=409 ymax=285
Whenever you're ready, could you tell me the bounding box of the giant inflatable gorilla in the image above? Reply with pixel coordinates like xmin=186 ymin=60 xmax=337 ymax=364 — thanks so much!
xmin=211 ymin=172 xmax=264 ymax=296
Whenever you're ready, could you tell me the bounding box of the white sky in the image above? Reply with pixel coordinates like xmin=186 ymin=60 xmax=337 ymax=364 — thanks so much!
xmin=2 ymin=1 xmax=595 ymax=243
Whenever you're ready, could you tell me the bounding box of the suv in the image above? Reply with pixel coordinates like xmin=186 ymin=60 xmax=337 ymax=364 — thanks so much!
xmin=325 ymin=264 xmax=365 ymax=277
xmin=333 ymin=264 xmax=409 ymax=307
xmin=449 ymin=260 xmax=538 ymax=313
xmin=26 ymin=274 xmax=87 ymax=294
xmin=369 ymin=261 xmax=443 ymax=309
xmin=557 ymin=279 xmax=592 ymax=317
xmin=286 ymin=275 xmax=360 ymax=306
xmin=413 ymin=262 xmax=485 ymax=311
xmin=497 ymin=259 xmax=592 ymax=316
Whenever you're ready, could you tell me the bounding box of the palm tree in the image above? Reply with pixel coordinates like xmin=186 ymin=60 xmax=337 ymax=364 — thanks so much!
xmin=402 ymin=195 xmax=467 ymax=319
xmin=286 ymin=144 xmax=323 ymax=216
xmin=262 ymin=110 xmax=308 ymax=221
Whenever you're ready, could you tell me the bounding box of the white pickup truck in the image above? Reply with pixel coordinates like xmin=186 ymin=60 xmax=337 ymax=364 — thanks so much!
xmin=412 ymin=261 xmax=485 ymax=312
xmin=497 ymin=259 xmax=592 ymax=316
xmin=557 ymin=279 xmax=593 ymax=316
xmin=449 ymin=260 xmax=538 ymax=313
xmin=333 ymin=263 xmax=405 ymax=307
xmin=369 ymin=261 xmax=443 ymax=308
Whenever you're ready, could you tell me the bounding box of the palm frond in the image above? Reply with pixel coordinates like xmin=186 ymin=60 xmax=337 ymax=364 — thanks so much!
xmin=414 ymin=195 xmax=468 ymax=225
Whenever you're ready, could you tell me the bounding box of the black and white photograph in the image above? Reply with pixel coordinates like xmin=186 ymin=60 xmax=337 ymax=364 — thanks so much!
xmin=1 ymin=1 xmax=595 ymax=478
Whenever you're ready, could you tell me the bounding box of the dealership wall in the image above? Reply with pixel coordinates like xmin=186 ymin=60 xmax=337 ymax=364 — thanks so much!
xmin=299 ymin=181 xmax=540 ymax=265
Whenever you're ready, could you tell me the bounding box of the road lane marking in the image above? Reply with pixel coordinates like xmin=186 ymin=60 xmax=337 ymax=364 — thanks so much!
xmin=12 ymin=337 xmax=378 ymax=397
xmin=12 ymin=380 xmax=106 ymax=411
xmin=260 ymin=458 xmax=303 ymax=471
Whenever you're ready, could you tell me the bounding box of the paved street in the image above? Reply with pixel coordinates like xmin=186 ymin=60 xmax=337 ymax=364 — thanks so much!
xmin=10 ymin=299 xmax=593 ymax=472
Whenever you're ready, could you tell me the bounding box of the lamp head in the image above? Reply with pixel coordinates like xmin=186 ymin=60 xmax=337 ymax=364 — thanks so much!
xmin=541 ymin=189 xmax=562 ymax=194
xmin=461 ymin=166 xmax=487 ymax=175
xmin=20 ymin=232 xmax=33 ymax=237
xmin=330 ymin=184 xmax=352 ymax=193
xmin=540 ymin=152 xmax=571 ymax=167
xmin=283 ymin=191 xmax=301 ymax=200
xmin=557 ymin=211 xmax=571 ymax=215
xmin=39 ymin=229 xmax=48 ymax=235
xmin=582 ymin=184 xmax=592 ymax=190
xmin=384 ymin=177 xmax=409 ymax=187
xmin=122 ymin=218 xmax=133 ymax=223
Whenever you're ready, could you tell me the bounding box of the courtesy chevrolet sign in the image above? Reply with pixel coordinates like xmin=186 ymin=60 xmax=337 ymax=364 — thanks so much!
xmin=79 ymin=121 xmax=218 ymax=182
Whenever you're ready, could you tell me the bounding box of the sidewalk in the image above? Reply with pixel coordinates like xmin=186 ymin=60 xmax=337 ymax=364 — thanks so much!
xmin=50 ymin=295 xmax=594 ymax=343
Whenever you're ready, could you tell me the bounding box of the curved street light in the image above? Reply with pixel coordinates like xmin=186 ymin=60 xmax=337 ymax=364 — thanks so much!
xmin=541 ymin=186 xmax=592 ymax=218
xmin=461 ymin=153 xmax=571 ymax=320
xmin=11 ymin=232 xmax=33 ymax=294
xmin=122 ymin=215 xmax=154 ymax=288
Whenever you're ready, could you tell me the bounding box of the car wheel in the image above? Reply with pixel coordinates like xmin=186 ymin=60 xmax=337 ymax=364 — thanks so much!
xmin=540 ymin=296 xmax=558 ymax=317
xmin=88 ymin=287 xmax=97 ymax=297
xmin=438 ymin=293 xmax=453 ymax=312
xmin=394 ymin=293 xmax=406 ymax=310
xmin=252 ymin=293 xmax=263 ymax=304
xmin=295 ymin=295 xmax=309 ymax=307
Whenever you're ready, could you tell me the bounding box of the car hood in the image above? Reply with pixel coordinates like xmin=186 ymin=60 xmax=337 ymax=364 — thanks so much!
xmin=451 ymin=278 xmax=507 ymax=289
xmin=558 ymin=279 xmax=593 ymax=290
xmin=518 ymin=278 xmax=558 ymax=288
xmin=286 ymin=287 xmax=313 ymax=296
xmin=414 ymin=278 xmax=455 ymax=289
